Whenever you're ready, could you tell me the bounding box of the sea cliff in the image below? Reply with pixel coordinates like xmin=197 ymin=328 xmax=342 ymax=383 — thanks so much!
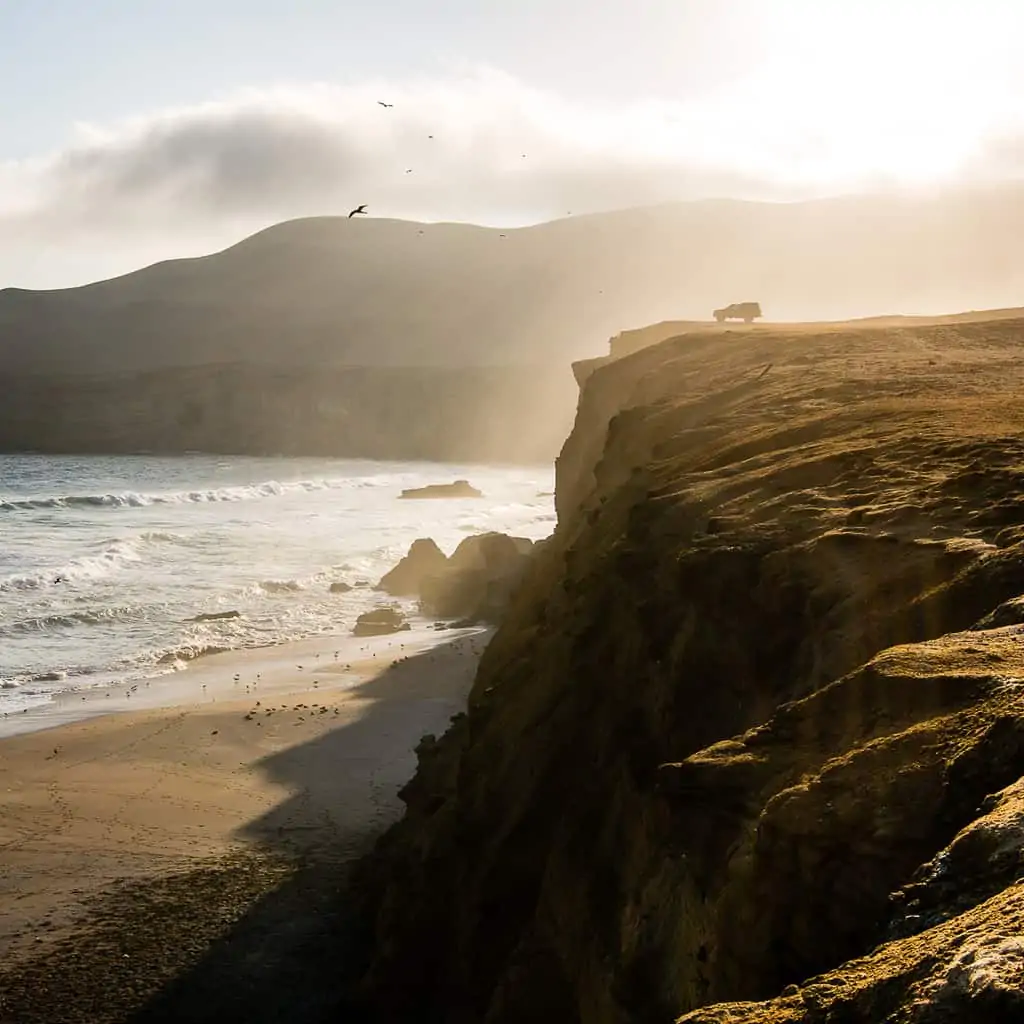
xmin=353 ymin=315 xmax=1024 ymax=1022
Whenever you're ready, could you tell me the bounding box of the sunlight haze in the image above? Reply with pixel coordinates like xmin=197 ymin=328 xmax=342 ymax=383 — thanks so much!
xmin=2 ymin=0 xmax=1024 ymax=286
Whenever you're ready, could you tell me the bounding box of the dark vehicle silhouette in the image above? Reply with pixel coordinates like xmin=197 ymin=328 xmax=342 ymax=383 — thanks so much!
xmin=714 ymin=301 xmax=762 ymax=323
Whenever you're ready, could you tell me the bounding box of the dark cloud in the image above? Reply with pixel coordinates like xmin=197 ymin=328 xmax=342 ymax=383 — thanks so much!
xmin=3 ymin=77 xmax=796 ymax=239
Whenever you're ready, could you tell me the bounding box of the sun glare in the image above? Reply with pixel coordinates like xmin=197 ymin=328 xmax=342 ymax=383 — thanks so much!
xmin=656 ymin=0 xmax=1024 ymax=192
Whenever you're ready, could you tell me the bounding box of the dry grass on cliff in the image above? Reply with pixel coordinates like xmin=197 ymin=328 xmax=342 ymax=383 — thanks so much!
xmin=359 ymin=310 xmax=1024 ymax=1024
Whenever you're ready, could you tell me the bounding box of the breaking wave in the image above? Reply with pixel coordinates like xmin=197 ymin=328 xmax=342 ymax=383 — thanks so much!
xmin=156 ymin=644 xmax=232 ymax=665
xmin=0 ymin=477 xmax=356 ymax=513
xmin=0 ymin=539 xmax=149 ymax=592
xmin=1 ymin=605 xmax=139 ymax=636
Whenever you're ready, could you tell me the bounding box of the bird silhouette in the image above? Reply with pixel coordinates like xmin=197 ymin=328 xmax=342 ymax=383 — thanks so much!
xmin=378 ymin=101 xmax=393 ymax=108
xmin=348 ymin=205 xmax=368 ymax=218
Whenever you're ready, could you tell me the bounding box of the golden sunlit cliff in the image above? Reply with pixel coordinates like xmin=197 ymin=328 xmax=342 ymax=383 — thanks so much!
xmin=352 ymin=312 xmax=1024 ymax=1022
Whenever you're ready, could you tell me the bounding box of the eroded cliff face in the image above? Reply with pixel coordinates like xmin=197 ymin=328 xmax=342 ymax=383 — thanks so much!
xmin=0 ymin=363 xmax=575 ymax=463
xmin=354 ymin=317 xmax=1024 ymax=1023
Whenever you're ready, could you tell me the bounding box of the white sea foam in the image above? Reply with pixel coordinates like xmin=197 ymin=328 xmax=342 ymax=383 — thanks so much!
xmin=0 ymin=454 xmax=556 ymax=721
xmin=0 ymin=537 xmax=146 ymax=591
xmin=0 ymin=476 xmax=359 ymax=513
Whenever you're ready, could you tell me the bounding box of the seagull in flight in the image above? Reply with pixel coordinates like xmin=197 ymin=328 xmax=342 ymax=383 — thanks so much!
xmin=378 ymin=101 xmax=393 ymax=108
xmin=348 ymin=205 xmax=368 ymax=218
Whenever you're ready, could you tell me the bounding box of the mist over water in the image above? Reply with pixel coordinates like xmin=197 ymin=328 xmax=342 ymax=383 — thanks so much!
xmin=0 ymin=454 xmax=554 ymax=713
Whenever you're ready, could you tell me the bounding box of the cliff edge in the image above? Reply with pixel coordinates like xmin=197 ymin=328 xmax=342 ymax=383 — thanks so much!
xmin=353 ymin=315 xmax=1024 ymax=1022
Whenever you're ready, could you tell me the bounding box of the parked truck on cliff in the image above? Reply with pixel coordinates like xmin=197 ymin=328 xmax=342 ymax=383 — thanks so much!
xmin=713 ymin=301 xmax=762 ymax=323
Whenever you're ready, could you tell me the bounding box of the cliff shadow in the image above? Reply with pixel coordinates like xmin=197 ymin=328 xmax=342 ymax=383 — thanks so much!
xmin=104 ymin=635 xmax=479 ymax=1024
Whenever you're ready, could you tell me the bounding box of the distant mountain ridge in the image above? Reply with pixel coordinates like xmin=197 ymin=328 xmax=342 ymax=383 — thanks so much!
xmin=4 ymin=186 xmax=1024 ymax=376
xmin=3 ymin=187 xmax=1024 ymax=460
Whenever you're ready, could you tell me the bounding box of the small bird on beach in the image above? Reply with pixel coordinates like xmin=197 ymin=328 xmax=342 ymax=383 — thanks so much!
xmin=348 ymin=205 xmax=368 ymax=218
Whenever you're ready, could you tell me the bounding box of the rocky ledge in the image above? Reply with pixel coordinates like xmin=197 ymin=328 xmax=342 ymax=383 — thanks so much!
xmin=352 ymin=314 xmax=1024 ymax=1023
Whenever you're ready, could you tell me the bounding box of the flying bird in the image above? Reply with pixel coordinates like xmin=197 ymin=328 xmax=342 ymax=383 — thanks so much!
xmin=348 ymin=205 xmax=368 ymax=218
xmin=378 ymin=101 xmax=393 ymax=108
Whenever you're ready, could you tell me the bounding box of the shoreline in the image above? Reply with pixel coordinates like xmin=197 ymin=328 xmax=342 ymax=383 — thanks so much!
xmin=0 ymin=620 xmax=482 ymax=740
xmin=0 ymin=628 xmax=487 ymax=1021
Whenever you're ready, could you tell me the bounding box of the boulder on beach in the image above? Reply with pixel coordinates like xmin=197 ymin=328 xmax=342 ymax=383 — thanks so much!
xmin=399 ymin=480 xmax=483 ymax=500
xmin=419 ymin=533 xmax=535 ymax=622
xmin=329 ymin=581 xmax=353 ymax=594
xmin=353 ymin=606 xmax=411 ymax=637
xmin=376 ymin=538 xmax=449 ymax=596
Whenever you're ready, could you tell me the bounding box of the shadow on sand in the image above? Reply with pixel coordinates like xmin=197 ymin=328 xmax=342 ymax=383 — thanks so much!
xmin=128 ymin=634 xmax=481 ymax=1024
xmin=0 ymin=635 xmax=480 ymax=1024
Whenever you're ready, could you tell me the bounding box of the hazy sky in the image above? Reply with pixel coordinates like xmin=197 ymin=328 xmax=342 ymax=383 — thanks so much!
xmin=3 ymin=0 xmax=1024 ymax=287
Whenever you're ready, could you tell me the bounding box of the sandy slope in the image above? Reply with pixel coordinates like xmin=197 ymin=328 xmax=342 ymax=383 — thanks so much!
xmin=0 ymin=629 xmax=486 ymax=1022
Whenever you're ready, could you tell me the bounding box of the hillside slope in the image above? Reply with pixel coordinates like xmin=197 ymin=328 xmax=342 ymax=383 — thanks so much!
xmin=353 ymin=314 xmax=1024 ymax=1021
xmin=4 ymin=186 xmax=1024 ymax=376
xmin=5 ymin=187 xmax=1024 ymax=460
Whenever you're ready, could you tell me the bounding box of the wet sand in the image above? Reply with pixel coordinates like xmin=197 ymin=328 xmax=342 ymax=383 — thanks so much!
xmin=0 ymin=628 xmax=487 ymax=1023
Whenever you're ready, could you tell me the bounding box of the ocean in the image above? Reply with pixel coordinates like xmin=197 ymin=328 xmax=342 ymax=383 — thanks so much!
xmin=0 ymin=454 xmax=555 ymax=714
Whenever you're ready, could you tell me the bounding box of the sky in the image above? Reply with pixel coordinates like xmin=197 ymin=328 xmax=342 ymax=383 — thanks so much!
xmin=3 ymin=0 xmax=1024 ymax=288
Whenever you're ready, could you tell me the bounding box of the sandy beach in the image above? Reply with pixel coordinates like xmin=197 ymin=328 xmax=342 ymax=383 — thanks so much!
xmin=0 ymin=625 xmax=487 ymax=1023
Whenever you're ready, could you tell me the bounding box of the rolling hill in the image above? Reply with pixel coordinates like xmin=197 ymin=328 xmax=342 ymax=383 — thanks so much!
xmin=3 ymin=185 xmax=1024 ymax=461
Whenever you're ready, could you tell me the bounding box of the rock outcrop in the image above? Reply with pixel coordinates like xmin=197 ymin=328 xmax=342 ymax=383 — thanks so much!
xmin=419 ymin=533 xmax=534 ymax=622
xmin=353 ymin=315 xmax=1024 ymax=1023
xmin=376 ymin=539 xmax=449 ymax=596
xmin=399 ymin=480 xmax=483 ymax=500
xmin=352 ymin=607 xmax=410 ymax=637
